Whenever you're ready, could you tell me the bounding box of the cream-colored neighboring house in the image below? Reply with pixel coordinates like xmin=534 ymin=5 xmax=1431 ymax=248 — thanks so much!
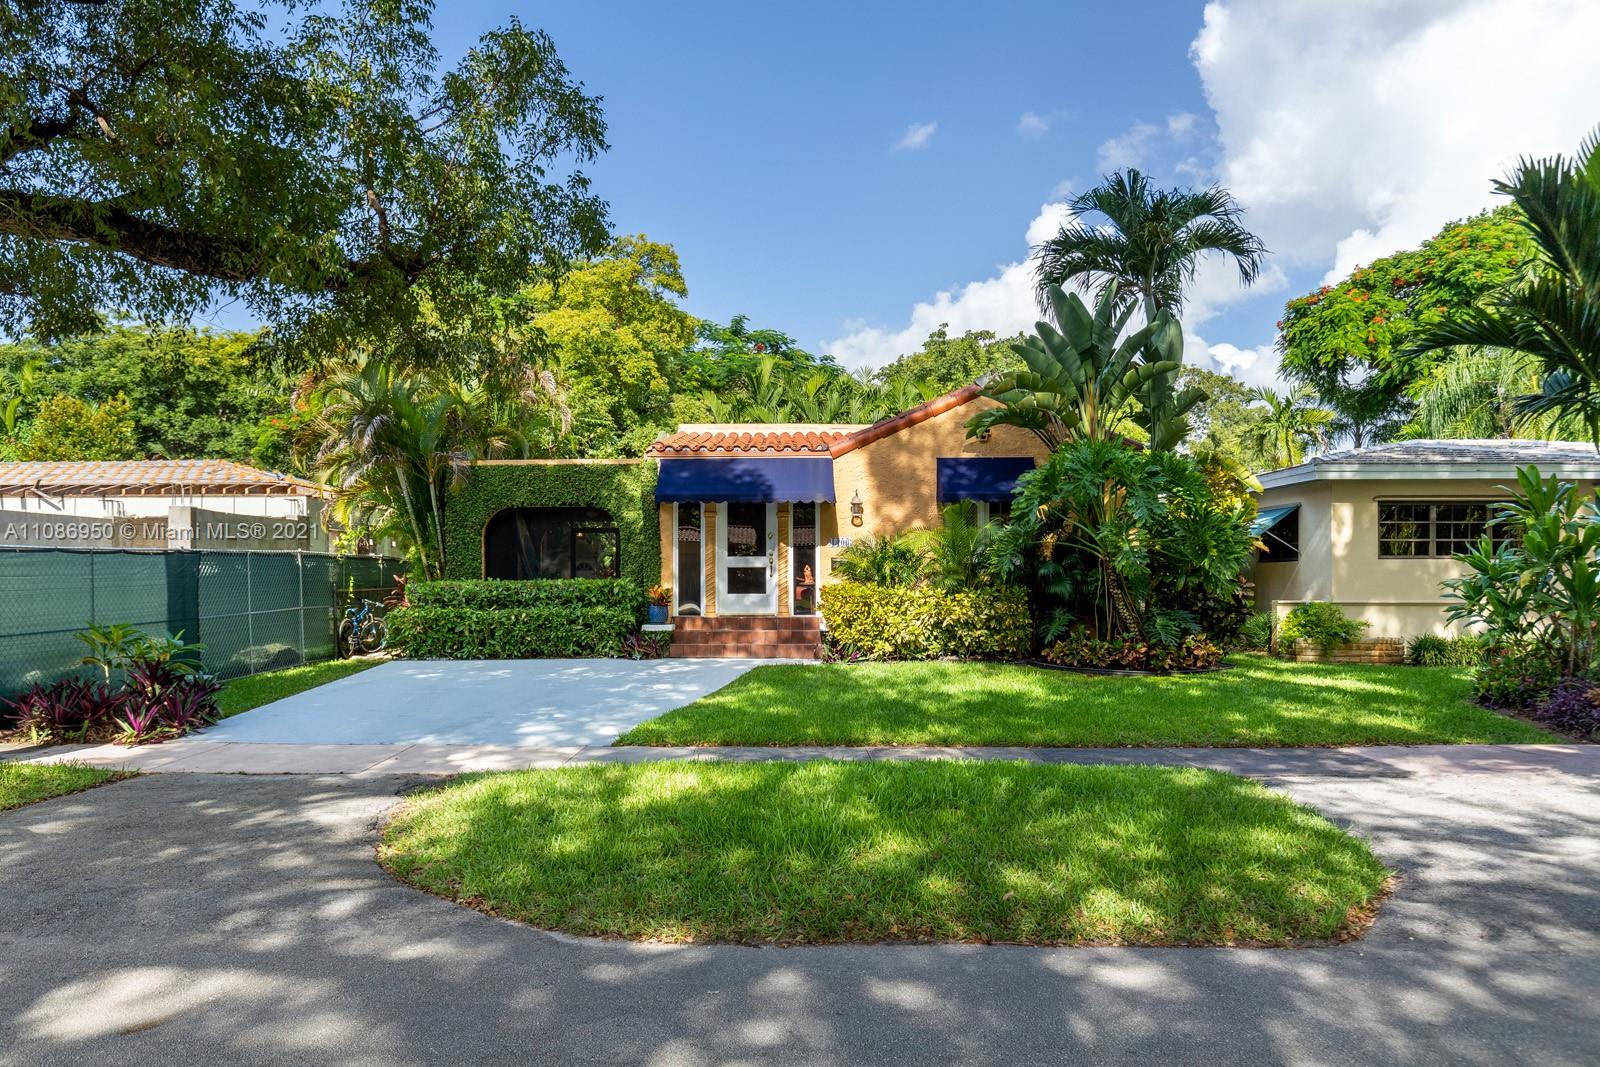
xmin=0 ymin=459 xmax=334 ymax=552
xmin=1251 ymin=439 xmax=1600 ymax=639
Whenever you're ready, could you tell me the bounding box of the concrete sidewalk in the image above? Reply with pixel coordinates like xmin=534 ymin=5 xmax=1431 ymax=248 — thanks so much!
xmin=4 ymin=738 xmax=1596 ymax=778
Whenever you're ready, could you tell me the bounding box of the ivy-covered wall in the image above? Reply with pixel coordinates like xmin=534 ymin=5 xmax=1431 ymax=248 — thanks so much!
xmin=442 ymin=460 xmax=660 ymax=587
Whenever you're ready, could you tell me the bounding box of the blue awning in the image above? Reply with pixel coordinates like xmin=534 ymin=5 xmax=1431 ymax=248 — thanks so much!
xmin=656 ymin=458 xmax=835 ymax=503
xmin=936 ymin=457 xmax=1036 ymax=503
xmin=1250 ymin=504 xmax=1299 ymax=535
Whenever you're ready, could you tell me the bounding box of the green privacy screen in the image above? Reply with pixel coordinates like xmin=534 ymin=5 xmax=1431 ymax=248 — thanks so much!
xmin=0 ymin=549 xmax=405 ymax=696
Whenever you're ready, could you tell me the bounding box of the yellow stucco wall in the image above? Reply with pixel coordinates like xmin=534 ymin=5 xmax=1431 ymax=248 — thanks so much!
xmin=1252 ymin=476 xmax=1595 ymax=638
xmin=821 ymin=397 xmax=1050 ymax=583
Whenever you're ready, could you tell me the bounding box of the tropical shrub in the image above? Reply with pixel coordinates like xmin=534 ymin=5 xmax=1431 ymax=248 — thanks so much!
xmin=1039 ymin=630 xmax=1223 ymax=672
xmin=990 ymin=438 xmax=1256 ymax=647
xmin=1533 ymin=680 xmax=1600 ymax=740
xmin=621 ymin=632 xmax=671 ymax=660
xmin=6 ymin=678 xmax=128 ymax=742
xmin=820 ymin=583 xmax=1030 ymax=661
xmin=1405 ymin=634 xmax=1483 ymax=667
xmin=1443 ymin=466 xmax=1600 ymax=678
xmin=829 ymin=534 xmax=926 ymax=588
xmin=5 ymin=624 xmax=219 ymax=745
xmin=1236 ymin=612 xmax=1274 ymax=652
xmin=1471 ymin=646 xmax=1561 ymax=710
xmin=1277 ymin=602 xmax=1369 ymax=651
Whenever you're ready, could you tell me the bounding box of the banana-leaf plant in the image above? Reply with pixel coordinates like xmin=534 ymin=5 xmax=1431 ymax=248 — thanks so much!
xmin=965 ymin=281 xmax=1202 ymax=450
xmin=1442 ymin=464 xmax=1600 ymax=676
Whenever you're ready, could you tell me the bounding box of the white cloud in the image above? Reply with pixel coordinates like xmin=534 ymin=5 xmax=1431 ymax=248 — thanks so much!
xmin=1095 ymin=122 xmax=1160 ymax=172
xmin=1193 ymin=0 xmax=1600 ymax=281
xmin=821 ymin=200 xmax=1280 ymax=372
xmin=894 ymin=121 xmax=938 ymax=151
xmin=1018 ymin=109 xmax=1072 ymax=138
xmin=834 ymin=1 xmax=1600 ymax=388
xmin=1167 ymin=111 xmax=1199 ymax=142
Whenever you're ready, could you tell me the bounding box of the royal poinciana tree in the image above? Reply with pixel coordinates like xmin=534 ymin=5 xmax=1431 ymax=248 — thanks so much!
xmin=0 ymin=0 xmax=611 ymax=365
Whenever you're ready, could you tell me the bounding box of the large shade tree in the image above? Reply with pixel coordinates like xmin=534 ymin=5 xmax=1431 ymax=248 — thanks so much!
xmin=1 ymin=0 xmax=610 ymax=365
xmin=1406 ymin=132 xmax=1600 ymax=440
xmin=1033 ymin=168 xmax=1267 ymax=321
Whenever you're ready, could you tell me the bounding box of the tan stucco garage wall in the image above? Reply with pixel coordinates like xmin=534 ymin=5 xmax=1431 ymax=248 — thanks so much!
xmin=1253 ymin=476 xmax=1595 ymax=638
xmin=822 ymin=398 xmax=1050 ymax=584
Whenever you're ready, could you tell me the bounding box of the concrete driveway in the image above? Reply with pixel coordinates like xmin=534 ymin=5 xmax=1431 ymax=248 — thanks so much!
xmin=201 ymin=658 xmax=769 ymax=748
xmin=0 ymin=766 xmax=1594 ymax=1065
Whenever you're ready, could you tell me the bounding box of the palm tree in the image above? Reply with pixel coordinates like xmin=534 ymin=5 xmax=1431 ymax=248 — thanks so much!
xmin=1241 ymin=386 xmax=1334 ymax=469
xmin=1034 ymin=169 xmax=1268 ymax=322
xmin=967 ymin=282 xmax=1192 ymax=449
xmin=1409 ymin=347 xmax=1580 ymax=439
xmin=1317 ymin=378 xmax=1412 ymax=449
xmin=1406 ymin=130 xmax=1600 ymax=439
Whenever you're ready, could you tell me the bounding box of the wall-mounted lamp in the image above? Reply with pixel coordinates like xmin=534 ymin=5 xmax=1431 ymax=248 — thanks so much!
xmin=850 ymin=489 xmax=864 ymax=527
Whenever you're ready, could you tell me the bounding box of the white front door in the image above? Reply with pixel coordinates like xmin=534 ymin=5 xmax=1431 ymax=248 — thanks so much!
xmin=717 ymin=501 xmax=777 ymax=614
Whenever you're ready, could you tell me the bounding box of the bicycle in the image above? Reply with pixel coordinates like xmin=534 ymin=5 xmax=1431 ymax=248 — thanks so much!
xmin=338 ymin=598 xmax=387 ymax=658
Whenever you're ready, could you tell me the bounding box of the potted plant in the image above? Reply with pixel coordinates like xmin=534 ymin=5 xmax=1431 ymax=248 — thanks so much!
xmin=647 ymin=585 xmax=671 ymax=625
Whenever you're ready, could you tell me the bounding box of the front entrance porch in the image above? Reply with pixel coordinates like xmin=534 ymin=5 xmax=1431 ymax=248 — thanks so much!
xmin=663 ymin=499 xmax=826 ymax=658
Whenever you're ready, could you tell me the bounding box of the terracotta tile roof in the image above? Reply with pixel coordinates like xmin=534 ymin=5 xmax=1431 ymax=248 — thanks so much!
xmin=647 ymin=384 xmax=993 ymax=459
xmin=648 ymin=425 xmax=864 ymax=457
xmin=0 ymin=459 xmax=329 ymax=496
xmin=827 ymin=384 xmax=984 ymax=458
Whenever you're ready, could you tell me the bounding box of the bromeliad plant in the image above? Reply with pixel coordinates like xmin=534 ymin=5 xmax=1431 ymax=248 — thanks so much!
xmin=1443 ymin=465 xmax=1600 ymax=684
xmin=7 ymin=623 xmax=220 ymax=745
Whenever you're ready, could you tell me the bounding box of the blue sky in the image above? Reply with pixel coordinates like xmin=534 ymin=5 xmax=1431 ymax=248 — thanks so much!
xmin=204 ymin=1 xmax=1600 ymax=386
xmin=472 ymin=0 xmax=1256 ymax=363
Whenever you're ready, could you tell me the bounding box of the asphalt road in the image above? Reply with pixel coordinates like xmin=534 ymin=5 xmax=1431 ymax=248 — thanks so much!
xmin=0 ymin=768 xmax=1594 ymax=1065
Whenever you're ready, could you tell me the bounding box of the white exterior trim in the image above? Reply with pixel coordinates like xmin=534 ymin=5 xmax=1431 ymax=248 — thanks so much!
xmin=1258 ymin=462 xmax=1600 ymax=489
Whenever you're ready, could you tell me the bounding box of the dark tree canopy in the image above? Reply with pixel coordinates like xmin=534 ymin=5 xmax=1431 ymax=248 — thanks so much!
xmin=0 ymin=0 xmax=610 ymax=364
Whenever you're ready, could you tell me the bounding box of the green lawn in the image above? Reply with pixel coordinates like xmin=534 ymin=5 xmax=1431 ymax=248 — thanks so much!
xmin=216 ymin=657 xmax=382 ymax=719
xmin=615 ymin=655 xmax=1551 ymax=748
xmin=0 ymin=761 xmax=131 ymax=812
xmin=380 ymin=761 xmax=1390 ymax=946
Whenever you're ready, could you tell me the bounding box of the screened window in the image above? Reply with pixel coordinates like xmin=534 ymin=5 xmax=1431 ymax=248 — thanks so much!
xmin=484 ymin=507 xmax=619 ymax=580
xmin=1378 ymin=501 xmax=1508 ymax=559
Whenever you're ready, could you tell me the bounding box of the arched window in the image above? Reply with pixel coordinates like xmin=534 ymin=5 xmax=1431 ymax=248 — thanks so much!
xmin=483 ymin=507 xmax=620 ymax=580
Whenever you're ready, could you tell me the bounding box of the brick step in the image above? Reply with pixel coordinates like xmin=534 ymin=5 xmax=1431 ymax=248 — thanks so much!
xmin=672 ymin=615 xmax=821 ymax=632
xmin=671 ymin=641 xmax=819 ymax=660
xmin=672 ymin=633 xmax=825 ymax=652
xmin=672 ymin=632 xmax=821 ymax=643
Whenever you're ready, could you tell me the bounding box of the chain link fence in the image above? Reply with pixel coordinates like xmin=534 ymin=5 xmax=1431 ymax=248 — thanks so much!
xmin=0 ymin=548 xmax=406 ymax=697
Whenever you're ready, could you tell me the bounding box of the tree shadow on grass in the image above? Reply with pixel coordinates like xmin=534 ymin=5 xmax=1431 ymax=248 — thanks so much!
xmin=0 ymin=770 xmax=1593 ymax=1065
xmin=382 ymin=762 xmax=1389 ymax=945
xmin=621 ymin=658 xmax=1546 ymax=747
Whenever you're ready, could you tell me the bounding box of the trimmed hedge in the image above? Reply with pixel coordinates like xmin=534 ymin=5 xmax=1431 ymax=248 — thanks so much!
xmin=409 ymin=578 xmax=646 ymax=613
xmin=821 ymin=582 xmax=1031 ymax=661
xmin=442 ymin=461 xmax=659 ymax=588
xmin=388 ymin=578 xmax=647 ymax=659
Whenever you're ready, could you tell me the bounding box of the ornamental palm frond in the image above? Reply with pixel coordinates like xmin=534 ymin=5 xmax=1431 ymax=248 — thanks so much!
xmin=1406 ymin=130 xmax=1600 ymax=441
xmin=966 ymin=282 xmax=1190 ymax=449
xmin=1241 ymin=386 xmax=1334 ymax=469
xmin=1034 ymin=169 xmax=1268 ymax=320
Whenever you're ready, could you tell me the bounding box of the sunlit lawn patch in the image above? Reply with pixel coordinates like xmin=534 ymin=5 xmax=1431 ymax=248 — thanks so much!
xmin=614 ymin=655 xmax=1551 ymax=748
xmin=0 ymin=761 xmax=130 ymax=812
xmin=380 ymin=761 xmax=1390 ymax=946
